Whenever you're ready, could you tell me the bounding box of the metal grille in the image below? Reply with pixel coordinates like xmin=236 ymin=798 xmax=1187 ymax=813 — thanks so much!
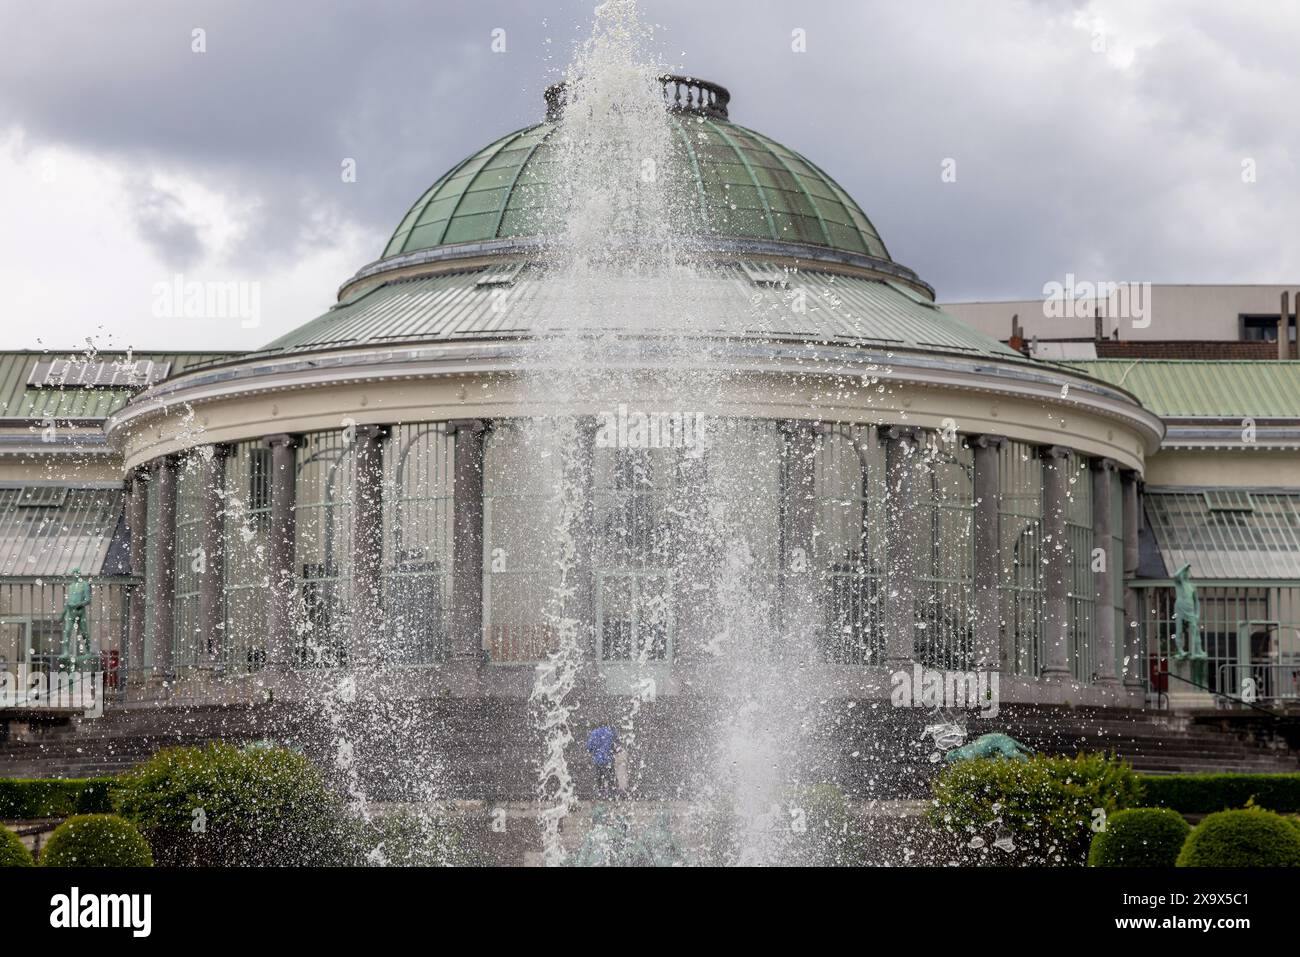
xmin=483 ymin=419 xmax=566 ymax=663
xmin=0 ymin=579 xmax=128 ymax=690
xmin=1065 ymin=455 xmax=1095 ymax=682
xmin=294 ymin=431 xmax=355 ymax=667
xmin=222 ymin=441 xmax=270 ymax=673
xmin=592 ymin=441 xmax=678 ymax=663
xmin=815 ymin=424 xmax=885 ymax=665
xmin=914 ymin=436 xmax=975 ymax=670
xmin=998 ymin=441 xmax=1043 ymax=676
xmin=142 ymin=475 xmax=158 ymax=670
xmin=1136 ymin=584 xmax=1300 ymax=700
xmin=384 ymin=424 xmax=454 ymax=664
xmin=172 ymin=456 xmax=205 ymax=669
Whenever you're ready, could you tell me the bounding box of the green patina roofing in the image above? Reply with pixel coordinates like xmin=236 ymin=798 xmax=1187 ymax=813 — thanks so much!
xmin=0 ymin=352 xmax=236 ymax=420
xmin=1057 ymin=360 xmax=1300 ymax=418
xmin=382 ymin=117 xmax=890 ymax=261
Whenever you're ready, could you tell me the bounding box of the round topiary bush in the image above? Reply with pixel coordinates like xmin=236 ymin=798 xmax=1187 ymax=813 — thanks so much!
xmin=38 ymin=815 xmax=153 ymax=867
xmin=0 ymin=823 xmax=33 ymax=867
xmin=1176 ymin=808 xmax=1300 ymax=868
xmin=1088 ymin=807 xmax=1190 ymax=867
xmin=112 ymin=742 xmax=347 ymax=866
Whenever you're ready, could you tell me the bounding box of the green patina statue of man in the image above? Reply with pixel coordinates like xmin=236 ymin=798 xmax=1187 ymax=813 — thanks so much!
xmin=1171 ymin=563 xmax=1207 ymax=661
xmin=61 ymin=566 xmax=93 ymax=665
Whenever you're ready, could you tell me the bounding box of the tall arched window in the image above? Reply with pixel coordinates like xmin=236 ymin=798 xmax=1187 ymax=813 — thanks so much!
xmin=294 ymin=431 xmax=355 ymax=667
xmin=222 ymin=440 xmax=270 ymax=673
xmin=914 ymin=437 xmax=975 ymax=670
xmin=384 ymin=423 xmax=454 ymax=664
xmin=999 ymin=441 xmax=1043 ymax=676
xmin=814 ymin=423 xmax=884 ymax=664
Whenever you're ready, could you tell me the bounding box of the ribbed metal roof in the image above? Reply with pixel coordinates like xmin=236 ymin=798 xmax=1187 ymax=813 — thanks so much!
xmin=260 ymin=265 xmax=1021 ymax=359
xmin=1056 ymin=360 xmax=1300 ymax=418
xmin=0 ymin=486 xmax=123 ymax=577
xmin=1145 ymin=491 xmax=1300 ymax=579
xmin=0 ymin=353 xmax=234 ymax=420
xmin=382 ymin=116 xmax=890 ymax=262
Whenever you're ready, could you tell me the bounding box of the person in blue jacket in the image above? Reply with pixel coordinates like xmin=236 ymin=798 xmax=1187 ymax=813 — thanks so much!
xmin=586 ymin=723 xmax=617 ymax=798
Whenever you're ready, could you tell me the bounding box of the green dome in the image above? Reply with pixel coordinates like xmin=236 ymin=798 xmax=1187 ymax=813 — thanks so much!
xmin=382 ymin=114 xmax=891 ymax=262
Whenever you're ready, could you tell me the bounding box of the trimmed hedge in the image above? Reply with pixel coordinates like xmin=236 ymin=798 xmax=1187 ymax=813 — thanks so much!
xmin=1139 ymin=773 xmax=1300 ymax=814
xmin=930 ymin=752 xmax=1142 ymax=866
xmin=0 ymin=823 xmax=33 ymax=866
xmin=0 ymin=778 xmax=114 ymax=819
xmin=112 ymin=743 xmax=347 ymax=866
xmin=1177 ymin=808 xmax=1300 ymax=867
xmin=39 ymin=814 xmax=153 ymax=867
xmin=1088 ymin=807 xmax=1190 ymax=867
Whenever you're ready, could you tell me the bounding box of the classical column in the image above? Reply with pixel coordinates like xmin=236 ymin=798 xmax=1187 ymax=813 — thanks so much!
xmin=882 ymin=426 xmax=920 ymax=664
xmin=265 ymin=433 xmax=300 ymax=668
xmin=151 ymin=455 xmax=178 ymax=678
xmin=449 ymin=419 xmax=487 ymax=663
xmin=197 ymin=445 xmax=229 ymax=669
xmin=1040 ymin=446 xmax=1072 ymax=680
xmin=1091 ymin=459 xmax=1118 ymax=684
xmin=779 ymin=420 xmax=822 ymax=658
xmin=971 ymin=435 xmax=1005 ymax=672
xmin=1121 ymin=470 xmax=1143 ymax=688
xmin=350 ymin=425 xmax=388 ymax=665
xmin=125 ymin=469 xmax=148 ymax=687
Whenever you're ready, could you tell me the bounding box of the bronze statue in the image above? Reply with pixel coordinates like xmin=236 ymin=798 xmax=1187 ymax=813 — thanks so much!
xmin=61 ymin=567 xmax=93 ymax=666
xmin=1171 ymin=564 xmax=1206 ymax=661
xmin=943 ymin=732 xmax=1032 ymax=763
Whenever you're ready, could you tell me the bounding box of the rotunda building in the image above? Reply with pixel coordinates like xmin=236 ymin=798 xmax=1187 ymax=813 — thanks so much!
xmin=105 ymin=77 xmax=1163 ymax=711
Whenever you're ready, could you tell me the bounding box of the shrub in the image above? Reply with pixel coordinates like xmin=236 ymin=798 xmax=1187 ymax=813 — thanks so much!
xmin=930 ymin=752 xmax=1142 ymax=866
xmin=0 ymin=824 xmax=33 ymax=867
xmin=1176 ymin=808 xmax=1300 ymax=867
xmin=346 ymin=812 xmax=465 ymax=867
xmin=112 ymin=743 xmax=347 ymax=866
xmin=1088 ymin=807 xmax=1190 ymax=867
xmin=787 ymin=782 xmax=866 ymax=866
xmin=38 ymin=814 xmax=153 ymax=867
xmin=1139 ymin=773 xmax=1300 ymax=814
xmin=0 ymin=778 xmax=115 ymax=818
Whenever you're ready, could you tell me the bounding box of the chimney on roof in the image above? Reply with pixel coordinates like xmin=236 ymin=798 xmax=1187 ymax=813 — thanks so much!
xmin=1008 ymin=313 xmax=1025 ymax=354
xmin=1282 ymin=291 xmax=1291 ymax=361
xmin=1094 ymin=305 xmax=1104 ymax=343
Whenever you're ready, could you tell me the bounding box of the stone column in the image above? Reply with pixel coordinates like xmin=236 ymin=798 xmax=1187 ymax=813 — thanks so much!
xmin=971 ymin=435 xmax=1005 ymax=672
xmin=197 ymin=445 xmax=229 ymax=669
xmin=1121 ymin=470 xmax=1143 ymax=688
xmin=1040 ymin=446 xmax=1072 ymax=680
xmin=125 ymin=469 xmax=148 ymax=687
xmin=779 ymin=421 xmax=822 ymax=658
xmin=265 ymin=433 xmax=300 ymax=668
xmin=449 ymin=419 xmax=487 ymax=663
xmin=1091 ymin=459 xmax=1118 ymax=684
xmin=350 ymin=425 xmax=388 ymax=666
xmin=151 ymin=455 xmax=178 ymax=678
xmin=882 ymin=426 xmax=920 ymax=664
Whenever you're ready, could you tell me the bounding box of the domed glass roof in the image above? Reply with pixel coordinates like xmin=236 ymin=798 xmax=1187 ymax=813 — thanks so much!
xmin=381 ymin=114 xmax=891 ymax=262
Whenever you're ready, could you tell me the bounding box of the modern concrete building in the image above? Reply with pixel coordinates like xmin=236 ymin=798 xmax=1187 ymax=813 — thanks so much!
xmin=1 ymin=78 xmax=1297 ymax=767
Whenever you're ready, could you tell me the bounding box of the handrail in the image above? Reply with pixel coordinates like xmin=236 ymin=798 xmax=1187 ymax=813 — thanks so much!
xmin=1160 ymin=667 xmax=1281 ymax=718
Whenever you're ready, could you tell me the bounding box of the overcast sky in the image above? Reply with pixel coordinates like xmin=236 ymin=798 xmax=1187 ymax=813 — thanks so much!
xmin=1 ymin=0 xmax=1296 ymax=352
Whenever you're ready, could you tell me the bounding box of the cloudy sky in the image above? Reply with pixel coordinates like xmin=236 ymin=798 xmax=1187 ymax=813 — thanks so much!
xmin=0 ymin=0 xmax=1296 ymax=352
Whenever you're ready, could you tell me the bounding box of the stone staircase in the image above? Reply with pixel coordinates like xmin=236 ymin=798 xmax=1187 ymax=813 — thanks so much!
xmin=1 ymin=701 xmax=1296 ymax=787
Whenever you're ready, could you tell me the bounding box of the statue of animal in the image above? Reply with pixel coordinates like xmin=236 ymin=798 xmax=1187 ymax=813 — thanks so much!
xmin=943 ymin=732 xmax=1033 ymax=763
